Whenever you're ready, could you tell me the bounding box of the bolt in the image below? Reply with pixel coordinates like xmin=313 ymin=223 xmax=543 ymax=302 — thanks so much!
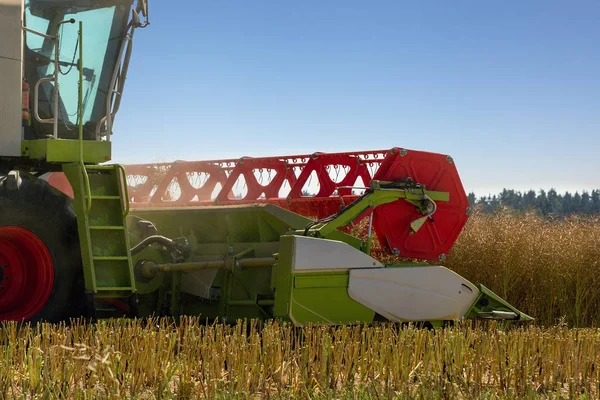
xmin=446 ymin=155 xmax=454 ymax=164
xmin=466 ymin=206 xmax=472 ymax=216
xmin=439 ymin=253 xmax=446 ymax=261
xmin=392 ymin=248 xmax=400 ymax=256
xmin=399 ymin=149 xmax=408 ymax=157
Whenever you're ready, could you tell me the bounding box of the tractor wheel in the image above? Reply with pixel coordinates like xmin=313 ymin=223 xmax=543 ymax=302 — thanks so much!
xmin=0 ymin=171 xmax=84 ymax=323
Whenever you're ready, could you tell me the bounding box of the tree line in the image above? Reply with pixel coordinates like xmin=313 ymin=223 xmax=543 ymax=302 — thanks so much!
xmin=469 ymin=189 xmax=600 ymax=216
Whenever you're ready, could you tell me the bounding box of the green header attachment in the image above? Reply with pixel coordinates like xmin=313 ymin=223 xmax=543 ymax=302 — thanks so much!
xmin=299 ymin=179 xmax=449 ymax=254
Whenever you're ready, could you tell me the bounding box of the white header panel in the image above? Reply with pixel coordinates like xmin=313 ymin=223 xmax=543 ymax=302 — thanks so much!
xmin=291 ymin=236 xmax=382 ymax=272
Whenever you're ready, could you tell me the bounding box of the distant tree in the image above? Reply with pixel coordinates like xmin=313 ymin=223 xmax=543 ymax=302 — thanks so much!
xmin=581 ymin=191 xmax=591 ymax=213
xmin=563 ymin=192 xmax=573 ymax=214
xmin=547 ymin=189 xmax=562 ymax=215
xmin=467 ymin=187 xmax=600 ymax=217
xmin=536 ymin=190 xmax=550 ymax=215
xmin=573 ymin=192 xmax=582 ymax=213
xmin=467 ymin=192 xmax=476 ymax=205
xmin=523 ymin=190 xmax=537 ymax=211
xmin=592 ymin=190 xmax=600 ymax=212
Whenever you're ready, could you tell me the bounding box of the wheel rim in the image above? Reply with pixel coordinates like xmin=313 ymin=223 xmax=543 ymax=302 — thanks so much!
xmin=0 ymin=226 xmax=54 ymax=321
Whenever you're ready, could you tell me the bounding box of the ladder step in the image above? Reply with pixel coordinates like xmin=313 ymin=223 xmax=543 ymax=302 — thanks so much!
xmin=68 ymin=163 xmax=136 ymax=295
xmin=90 ymin=195 xmax=121 ymax=200
xmin=89 ymin=226 xmax=125 ymax=230
xmin=93 ymin=256 xmax=129 ymax=261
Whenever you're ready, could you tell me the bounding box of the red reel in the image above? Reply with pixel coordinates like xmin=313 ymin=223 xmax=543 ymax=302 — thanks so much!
xmin=371 ymin=148 xmax=470 ymax=261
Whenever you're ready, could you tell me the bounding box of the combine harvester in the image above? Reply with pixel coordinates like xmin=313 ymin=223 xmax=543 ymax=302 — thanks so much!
xmin=0 ymin=0 xmax=531 ymax=325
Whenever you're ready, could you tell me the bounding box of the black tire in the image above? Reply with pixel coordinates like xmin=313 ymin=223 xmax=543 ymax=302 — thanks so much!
xmin=0 ymin=171 xmax=85 ymax=323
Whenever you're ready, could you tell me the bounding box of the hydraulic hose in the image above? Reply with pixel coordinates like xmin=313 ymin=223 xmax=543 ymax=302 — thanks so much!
xmin=130 ymin=235 xmax=186 ymax=257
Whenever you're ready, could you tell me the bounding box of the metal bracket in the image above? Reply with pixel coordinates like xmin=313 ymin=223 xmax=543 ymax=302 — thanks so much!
xmin=301 ymin=180 xmax=450 ymax=243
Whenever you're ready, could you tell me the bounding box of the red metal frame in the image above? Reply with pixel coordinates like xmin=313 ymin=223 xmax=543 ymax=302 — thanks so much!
xmin=48 ymin=149 xmax=390 ymax=218
xmin=46 ymin=147 xmax=470 ymax=260
xmin=123 ymin=149 xmax=388 ymax=217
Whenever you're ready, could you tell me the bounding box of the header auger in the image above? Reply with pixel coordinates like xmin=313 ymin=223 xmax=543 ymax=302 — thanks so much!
xmin=0 ymin=0 xmax=532 ymax=325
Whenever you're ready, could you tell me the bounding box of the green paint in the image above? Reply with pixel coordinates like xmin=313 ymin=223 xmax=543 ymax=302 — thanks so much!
xmin=272 ymin=235 xmax=294 ymax=321
xmin=22 ymin=139 xmax=111 ymax=164
xmin=128 ymin=206 xmax=304 ymax=321
xmin=273 ymin=238 xmax=376 ymax=326
xmin=289 ymin=271 xmax=375 ymax=325
xmin=465 ymin=284 xmax=534 ymax=321
xmin=78 ymin=21 xmax=84 ymax=145
xmin=294 ymin=273 xmax=348 ymax=289
xmin=64 ymin=163 xmax=136 ymax=299
xmin=300 ymin=180 xmax=450 ymax=247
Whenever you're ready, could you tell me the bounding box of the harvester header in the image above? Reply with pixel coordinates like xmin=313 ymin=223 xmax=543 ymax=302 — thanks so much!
xmin=49 ymin=147 xmax=470 ymax=261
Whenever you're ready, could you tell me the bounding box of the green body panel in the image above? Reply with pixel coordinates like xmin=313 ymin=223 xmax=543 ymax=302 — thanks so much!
xmin=128 ymin=206 xmax=271 ymax=319
xmin=127 ymin=205 xmax=373 ymax=323
xmin=290 ymin=272 xmax=375 ymax=325
xmin=129 ymin=205 xmax=302 ymax=320
xmin=63 ymin=163 xmax=136 ymax=299
xmin=272 ymin=235 xmax=293 ymax=320
xmin=465 ymin=284 xmax=534 ymax=321
xmin=22 ymin=139 xmax=111 ymax=164
xmin=272 ymin=235 xmax=375 ymax=325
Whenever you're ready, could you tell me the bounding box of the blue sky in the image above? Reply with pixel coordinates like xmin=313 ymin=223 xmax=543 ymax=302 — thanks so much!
xmin=111 ymin=0 xmax=599 ymax=197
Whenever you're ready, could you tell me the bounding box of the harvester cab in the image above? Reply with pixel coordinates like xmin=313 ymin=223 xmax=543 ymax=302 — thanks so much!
xmin=2 ymin=0 xmax=148 ymax=160
xmin=0 ymin=0 xmax=532 ymax=325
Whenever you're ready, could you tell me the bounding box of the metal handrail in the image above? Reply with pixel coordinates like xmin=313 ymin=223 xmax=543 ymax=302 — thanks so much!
xmin=76 ymin=21 xmax=92 ymax=215
xmin=96 ymin=2 xmax=149 ymax=139
xmin=96 ymin=24 xmax=135 ymax=140
xmin=23 ymin=19 xmax=75 ymax=139
xmin=117 ymin=164 xmax=130 ymax=217
xmin=33 ymin=76 xmax=55 ymax=124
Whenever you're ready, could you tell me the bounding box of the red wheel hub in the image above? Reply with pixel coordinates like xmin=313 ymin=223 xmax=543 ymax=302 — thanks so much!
xmin=0 ymin=227 xmax=54 ymax=321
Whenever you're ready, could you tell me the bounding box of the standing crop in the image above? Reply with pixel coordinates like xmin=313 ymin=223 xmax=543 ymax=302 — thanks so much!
xmin=443 ymin=209 xmax=600 ymax=327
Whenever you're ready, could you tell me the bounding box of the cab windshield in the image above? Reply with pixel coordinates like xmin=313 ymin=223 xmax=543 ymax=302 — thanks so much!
xmin=24 ymin=0 xmax=133 ymax=140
